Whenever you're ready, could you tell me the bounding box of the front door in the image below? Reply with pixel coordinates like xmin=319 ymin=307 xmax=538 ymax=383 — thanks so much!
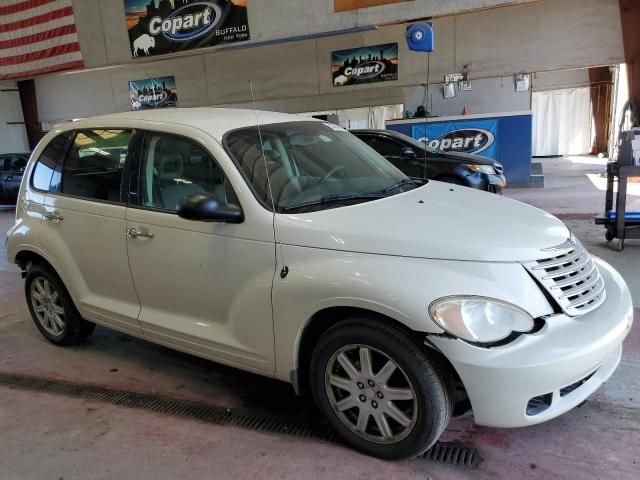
xmin=365 ymin=135 xmax=425 ymax=179
xmin=39 ymin=128 xmax=142 ymax=336
xmin=125 ymin=129 xmax=276 ymax=375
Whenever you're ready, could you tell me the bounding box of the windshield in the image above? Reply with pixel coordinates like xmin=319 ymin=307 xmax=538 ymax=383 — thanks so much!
xmin=224 ymin=121 xmax=417 ymax=213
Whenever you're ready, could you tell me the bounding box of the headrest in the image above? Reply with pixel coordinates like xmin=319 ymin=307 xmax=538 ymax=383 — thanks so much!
xmin=241 ymin=145 xmax=280 ymax=179
xmin=157 ymin=154 xmax=183 ymax=181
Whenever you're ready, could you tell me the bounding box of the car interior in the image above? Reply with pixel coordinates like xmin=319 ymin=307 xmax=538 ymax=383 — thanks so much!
xmin=141 ymin=133 xmax=233 ymax=211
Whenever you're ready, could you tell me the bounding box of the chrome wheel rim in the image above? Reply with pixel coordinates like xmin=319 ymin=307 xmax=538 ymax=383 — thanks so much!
xmin=325 ymin=344 xmax=418 ymax=444
xmin=30 ymin=277 xmax=65 ymax=336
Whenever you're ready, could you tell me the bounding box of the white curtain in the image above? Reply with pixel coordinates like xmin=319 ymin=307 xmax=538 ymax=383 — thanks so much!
xmin=532 ymin=87 xmax=593 ymax=156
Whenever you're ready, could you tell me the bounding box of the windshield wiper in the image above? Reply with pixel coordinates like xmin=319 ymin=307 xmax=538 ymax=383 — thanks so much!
xmin=380 ymin=178 xmax=421 ymax=194
xmin=281 ymin=192 xmax=385 ymax=212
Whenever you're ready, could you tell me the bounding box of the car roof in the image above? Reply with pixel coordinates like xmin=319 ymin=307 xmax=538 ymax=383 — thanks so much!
xmin=351 ymin=129 xmax=409 ymax=140
xmin=59 ymin=108 xmax=319 ymax=141
xmin=350 ymin=129 xmax=386 ymax=134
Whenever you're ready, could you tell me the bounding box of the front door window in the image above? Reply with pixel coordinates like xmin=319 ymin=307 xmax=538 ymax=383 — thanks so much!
xmin=138 ymin=132 xmax=237 ymax=212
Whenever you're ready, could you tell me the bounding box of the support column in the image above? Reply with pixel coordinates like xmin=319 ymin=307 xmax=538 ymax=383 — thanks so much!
xmin=619 ymin=0 xmax=640 ymax=124
xmin=589 ymin=67 xmax=613 ymax=155
xmin=17 ymin=80 xmax=43 ymax=150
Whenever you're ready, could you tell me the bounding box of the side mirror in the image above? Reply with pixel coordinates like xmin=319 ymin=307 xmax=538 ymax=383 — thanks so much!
xmin=402 ymin=147 xmax=416 ymax=158
xmin=177 ymin=193 xmax=244 ymax=223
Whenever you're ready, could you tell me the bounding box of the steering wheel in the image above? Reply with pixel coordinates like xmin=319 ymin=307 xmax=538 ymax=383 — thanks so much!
xmin=320 ymin=165 xmax=347 ymax=184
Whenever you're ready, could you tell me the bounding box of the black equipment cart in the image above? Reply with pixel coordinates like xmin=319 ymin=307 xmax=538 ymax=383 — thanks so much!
xmin=597 ymin=101 xmax=640 ymax=251
xmin=595 ymin=157 xmax=640 ymax=252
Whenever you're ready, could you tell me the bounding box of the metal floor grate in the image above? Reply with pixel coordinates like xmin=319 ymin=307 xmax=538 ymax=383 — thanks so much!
xmin=421 ymin=442 xmax=480 ymax=467
xmin=0 ymin=372 xmax=479 ymax=467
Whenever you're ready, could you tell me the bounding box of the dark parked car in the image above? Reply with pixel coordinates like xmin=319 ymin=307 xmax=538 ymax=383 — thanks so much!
xmin=0 ymin=153 xmax=29 ymax=206
xmin=351 ymin=129 xmax=506 ymax=194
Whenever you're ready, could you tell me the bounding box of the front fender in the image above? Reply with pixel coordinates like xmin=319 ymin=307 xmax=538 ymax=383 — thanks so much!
xmin=272 ymin=245 xmax=554 ymax=382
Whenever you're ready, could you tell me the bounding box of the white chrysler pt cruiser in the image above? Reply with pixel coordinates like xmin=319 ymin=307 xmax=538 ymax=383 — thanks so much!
xmin=6 ymin=109 xmax=633 ymax=459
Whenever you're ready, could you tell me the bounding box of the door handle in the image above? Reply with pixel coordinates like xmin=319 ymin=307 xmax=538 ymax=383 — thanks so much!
xmin=4 ymin=175 xmax=12 ymax=181
xmin=127 ymin=227 xmax=154 ymax=239
xmin=44 ymin=211 xmax=63 ymax=222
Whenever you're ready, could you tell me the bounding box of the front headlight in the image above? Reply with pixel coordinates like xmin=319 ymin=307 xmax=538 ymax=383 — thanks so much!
xmin=466 ymin=164 xmax=496 ymax=175
xmin=429 ymin=296 xmax=535 ymax=343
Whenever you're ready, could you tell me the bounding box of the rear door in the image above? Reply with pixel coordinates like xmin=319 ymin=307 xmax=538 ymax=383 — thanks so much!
xmin=39 ymin=128 xmax=142 ymax=336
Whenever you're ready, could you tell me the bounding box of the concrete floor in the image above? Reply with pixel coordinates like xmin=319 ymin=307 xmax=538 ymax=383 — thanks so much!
xmin=1 ymin=157 xmax=639 ymax=479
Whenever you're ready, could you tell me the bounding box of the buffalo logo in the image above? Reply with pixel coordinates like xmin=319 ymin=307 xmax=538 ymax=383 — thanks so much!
xmin=344 ymin=61 xmax=386 ymax=81
xmin=419 ymin=128 xmax=495 ymax=155
xmin=149 ymin=2 xmax=222 ymax=42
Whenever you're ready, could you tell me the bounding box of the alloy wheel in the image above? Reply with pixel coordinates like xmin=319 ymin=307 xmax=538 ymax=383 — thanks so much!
xmin=30 ymin=277 xmax=66 ymax=336
xmin=325 ymin=344 xmax=418 ymax=444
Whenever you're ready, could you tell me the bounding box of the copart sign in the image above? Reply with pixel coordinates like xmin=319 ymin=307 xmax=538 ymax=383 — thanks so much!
xmin=411 ymin=120 xmax=498 ymax=159
xmin=129 ymin=76 xmax=178 ymax=110
xmin=332 ymin=43 xmax=398 ymax=87
xmin=125 ymin=0 xmax=250 ymax=58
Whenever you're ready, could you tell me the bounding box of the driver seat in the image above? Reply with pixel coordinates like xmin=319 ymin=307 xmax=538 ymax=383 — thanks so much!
xmin=241 ymin=146 xmax=294 ymax=205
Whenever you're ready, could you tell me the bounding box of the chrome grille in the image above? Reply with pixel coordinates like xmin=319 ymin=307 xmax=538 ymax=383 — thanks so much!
xmin=523 ymin=237 xmax=606 ymax=317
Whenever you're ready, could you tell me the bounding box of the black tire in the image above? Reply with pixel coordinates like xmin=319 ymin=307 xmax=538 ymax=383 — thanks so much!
xmin=605 ymin=230 xmax=614 ymax=242
xmin=25 ymin=263 xmax=95 ymax=346
xmin=79 ymin=321 xmax=97 ymax=340
xmin=435 ymin=175 xmax=466 ymax=186
xmin=310 ymin=318 xmax=453 ymax=460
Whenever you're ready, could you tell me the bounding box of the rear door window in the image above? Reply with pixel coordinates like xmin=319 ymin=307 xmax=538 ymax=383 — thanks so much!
xmin=61 ymin=129 xmax=132 ymax=202
xmin=31 ymin=132 xmax=72 ymax=191
xmin=8 ymin=155 xmax=27 ymax=172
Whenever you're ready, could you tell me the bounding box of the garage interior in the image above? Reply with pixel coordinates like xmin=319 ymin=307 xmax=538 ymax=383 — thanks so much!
xmin=1 ymin=0 xmax=639 ymax=478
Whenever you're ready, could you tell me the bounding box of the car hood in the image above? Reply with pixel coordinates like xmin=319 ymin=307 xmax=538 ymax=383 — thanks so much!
xmin=276 ymin=181 xmax=569 ymax=262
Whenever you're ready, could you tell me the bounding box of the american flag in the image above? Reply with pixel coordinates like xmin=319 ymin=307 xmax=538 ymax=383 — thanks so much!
xmin=0 ymin=0 xmax=84 ymax=80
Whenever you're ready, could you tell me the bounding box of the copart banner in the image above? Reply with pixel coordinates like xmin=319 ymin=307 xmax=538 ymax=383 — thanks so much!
xmin=411 ymin=119 xmax=499 ymax=160
xmin=124 ymin=0 xmax=250 ymax=58
xmin=332 ymin=43 xmax=398 ymax=87
xmin=129 ymin=76 xmax=178 ymax=110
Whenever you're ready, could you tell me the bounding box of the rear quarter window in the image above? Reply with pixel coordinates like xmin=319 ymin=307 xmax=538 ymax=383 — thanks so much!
xmin=31 ymin=132 xmax=72 ymax=191
xmin=60 ymin=129 xmax=132 ymax=202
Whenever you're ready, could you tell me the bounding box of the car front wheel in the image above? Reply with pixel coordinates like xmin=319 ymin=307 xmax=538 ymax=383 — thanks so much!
xmin=310 ymin=318 xmax=453 ymax=460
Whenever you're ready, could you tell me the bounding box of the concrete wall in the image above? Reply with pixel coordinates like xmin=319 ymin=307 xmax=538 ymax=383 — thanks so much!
xmin=402 ymin=69 xmax=596 ymax=117
xmin=0 ymin=82 xmax=29 ymax=154
xmin=532 ymin=69 xmax=592 ymax=91
xmin=72 ymin=0 xmax=540 ymax=69
xmin=403 ymin=76 xmax=532 ymax=117
xmin=35 ymin=0 xmax=624 ymax=122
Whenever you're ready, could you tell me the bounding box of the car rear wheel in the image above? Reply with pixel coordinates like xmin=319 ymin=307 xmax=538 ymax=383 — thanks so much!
xmin=25 ymin=263 xmax=96 ymax=346
xmin=310 ymin=318 xmax=453 ymax=459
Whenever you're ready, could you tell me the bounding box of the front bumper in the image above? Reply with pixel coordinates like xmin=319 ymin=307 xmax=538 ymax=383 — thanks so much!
xmin=429 ymin=257 xmax=633 ymax=428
